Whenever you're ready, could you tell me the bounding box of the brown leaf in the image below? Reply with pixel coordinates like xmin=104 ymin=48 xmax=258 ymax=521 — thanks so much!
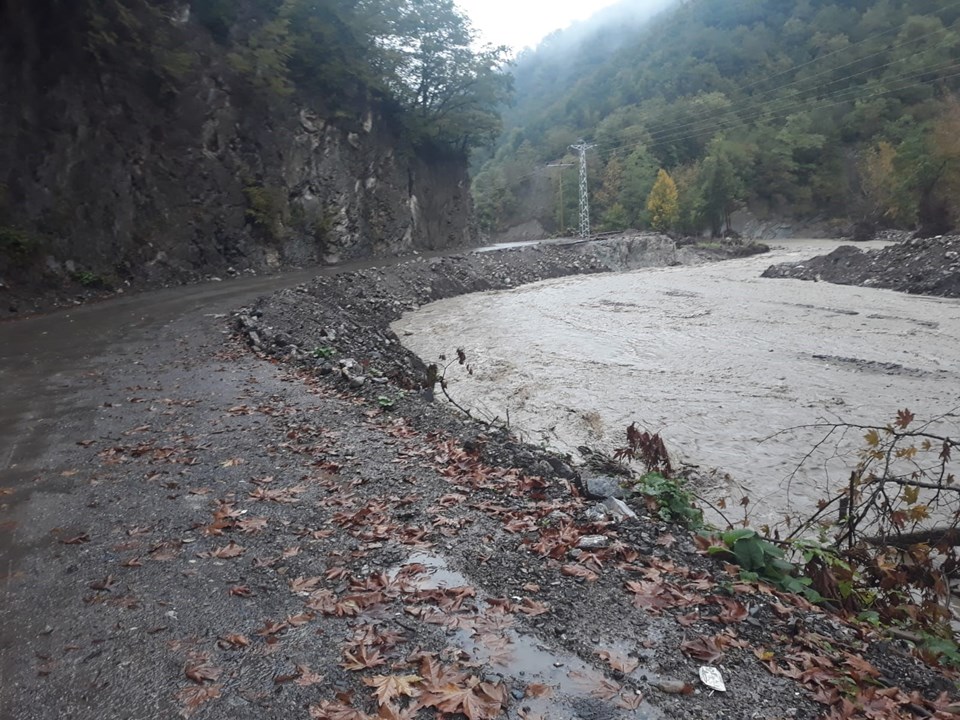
xmin=208 ymin=541 xmax=245 ymax=559
xmin=229 ymin=585 xmax=254 ymax=597
xmin=177 ymin=684 xmax=222 ymax=717
xmin=236 ymin=517 xmax=268 ymax=534
xmin=294 ymin=664 xmax=326 ymax=687
xmin=709 ymin=596 xmax=748 ymax=624
xmin=184 ymin=656 xmax=221 ymax=684
xmin=614 ymin=692 xmax=644 ymax=709
xmin=256 ymin=619 xmax=288 ymax=637
xmin=680 ymin=635 xmax=725 ymax=663
xmin=656 ymin=533 xmax=677 ymax=548
xmin=524 ymin=683 xmax=554 ymax=698
xmin=568 ymin=669 xmax=622 ymax=700
xmin=289 ymin=576 xmax=324 ymax=594
xmin=362 ymin=674 xmax=423 ymax=705
xmin=342 ymin=645 xmax=386 ymax=671
xmin=60 ymin=533 xmax=90 ymax=545
xmin=218 ymin=633 xmax=250 ymax=649
xmin=516 ymin=598 xmax=550 ymax=616
xmin=596 ymin=649 xmax=640 ymax=674
xmin=421 ymin=677 xmax=507 ymax=720
xmin=89 ymin=575 xmax=115 ymax=591
xmin=309 ymin=700 xmax=371 ymax=720
xmin=377 ymin=703 xmax=421 ymax=720
xmin=286 ymin=612 xmax=314 ymax=627
xmin=561 ymin=564 xmax=599 ymax=582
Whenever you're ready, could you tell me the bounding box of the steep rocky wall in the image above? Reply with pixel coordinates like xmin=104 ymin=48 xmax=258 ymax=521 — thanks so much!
xmin=0 ymin=1 xmax=473 ymax=292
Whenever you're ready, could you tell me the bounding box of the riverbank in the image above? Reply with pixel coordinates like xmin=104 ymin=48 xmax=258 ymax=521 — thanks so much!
xmin=762 ymin=234 xmax=960 ymax=297
xmin=2 ymin=236 xmax=957 ymax=720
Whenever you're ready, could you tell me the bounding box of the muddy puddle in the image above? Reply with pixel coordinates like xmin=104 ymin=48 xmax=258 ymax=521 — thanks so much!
xmin=394 ymin=240 xmax=960 ymax=528
xmin=391 ymin=552 xmax=662 ymax=719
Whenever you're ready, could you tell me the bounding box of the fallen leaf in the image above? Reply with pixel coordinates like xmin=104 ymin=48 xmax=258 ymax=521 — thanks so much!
xmin=656 ymin=533 xmax=677 ymax=547
xmin=680 ymin=635 xmax=725 ymax=663
xmin=256 ymin=619 xmax=288 ymax=637
xmin=362 ymin=674 xmax=423 ymax=705
xmin=208 ymin=541 xmax=245 ymax=559
xmin=218 ymin=633 xmax=250 ymax=648
xmin=184 ymin=655 xmax=221 ymax=684
xmin=286 ymin=612 xmax=314 ymax=627
xmin=561 ymin=564 xmax=599 ymax=582
xmin=524 ymin=683 xmax=554 ymax=698
xmin=89 ymin=575 xmax=115 ymax=591
xmin=568 ymin=669 xmax=622 ymax=700
xmin=60 ymin=533 xmax=90 ymax=545
xmin=596 ymin=649 xmax=640 ymax=674
xmin=229 ymin=585 xmax=254 ymax=598
xmin=295 ymin=664 xmax=326 ymax=687
xmin=517 ymin=598 xmax=550 ymax=616
xmin=614 ymin=692 xmax=644 ymax=709
xmin=342 ymin=645 xmax=386 ymax=671
xmin=289 ymin=576 xmax=324 ymax=594
xmin=309 ymin=700 xmax=370 ymax=720
xmin=177 ymin=684 xmax=222 ymax=717
xmin=236 ymin=517 xmax=268 ymax=534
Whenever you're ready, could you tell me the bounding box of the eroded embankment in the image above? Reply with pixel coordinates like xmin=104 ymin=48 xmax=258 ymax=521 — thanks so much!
xmin=235 ymin=234 xmax=766 ymax=389
xmin=762 ymin=234 xmax=960 ymax=297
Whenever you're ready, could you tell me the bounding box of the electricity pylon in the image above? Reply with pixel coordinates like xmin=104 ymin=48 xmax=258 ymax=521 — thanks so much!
xmin=570 ymin=141 xmax=595 ymax=238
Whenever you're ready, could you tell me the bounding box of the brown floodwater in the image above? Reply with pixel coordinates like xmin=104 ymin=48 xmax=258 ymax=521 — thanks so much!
xmin=395 ymin=240 xmax=960 ymax=528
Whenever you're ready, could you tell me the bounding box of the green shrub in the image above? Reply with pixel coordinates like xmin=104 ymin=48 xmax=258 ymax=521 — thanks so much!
xmin=632 ymin=472 xmax=703 ymax=528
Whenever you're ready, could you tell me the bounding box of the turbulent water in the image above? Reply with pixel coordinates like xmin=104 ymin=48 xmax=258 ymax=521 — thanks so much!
xmin=394 ymin=240 xmax=960 ymax=528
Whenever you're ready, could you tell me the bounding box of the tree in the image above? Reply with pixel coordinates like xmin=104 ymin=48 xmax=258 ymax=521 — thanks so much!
xmin=381 ymin=0 xmax=513 ymax=149
xmin=697 ymin=141 xmax=742 ymax=237
xmin=857 ymin=141 xmax=902 ymax=231
xmin=646 ymin=169 xmax=680 ymax=232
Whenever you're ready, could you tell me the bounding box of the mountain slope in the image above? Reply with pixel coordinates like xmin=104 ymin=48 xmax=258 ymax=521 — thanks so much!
xmin=474 ymin=0 xmax=960 ymax=238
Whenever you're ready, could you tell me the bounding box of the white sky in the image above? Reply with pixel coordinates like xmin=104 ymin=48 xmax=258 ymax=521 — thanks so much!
xmin=456 ymin=0 xmax=624 ymax=54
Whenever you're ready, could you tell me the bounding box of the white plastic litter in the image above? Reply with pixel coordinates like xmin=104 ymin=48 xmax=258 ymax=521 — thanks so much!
xmin=699 ymin=665 xmax=726 ymax=692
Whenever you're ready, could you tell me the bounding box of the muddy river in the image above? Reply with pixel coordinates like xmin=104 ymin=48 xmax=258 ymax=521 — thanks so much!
xmin=395 ymin=240 xmax=960 ymax=528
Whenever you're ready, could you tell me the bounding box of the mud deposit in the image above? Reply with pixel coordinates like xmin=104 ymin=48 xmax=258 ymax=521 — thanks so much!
xmin=394 ymin=240 xmax=960 ymax=528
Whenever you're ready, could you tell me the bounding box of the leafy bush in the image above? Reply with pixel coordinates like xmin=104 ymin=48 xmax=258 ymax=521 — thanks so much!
xmin=705 ymin=529 xmax=822 ymax=602
xmin=633 ymin=472 xmax=703 ymax=528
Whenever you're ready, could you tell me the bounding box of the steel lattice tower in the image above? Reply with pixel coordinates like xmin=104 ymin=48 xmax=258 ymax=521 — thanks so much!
xmin=570 ymin=141 xmax=595 ymax=238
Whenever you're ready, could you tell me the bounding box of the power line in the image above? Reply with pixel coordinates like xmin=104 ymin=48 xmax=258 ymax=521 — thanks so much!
xmin=734 ymin=0 xmax=960 ymax=95
xmin=591 ymin=31 xmax=960 ymax=159
xmin=593 ymin=61 xmax=960 ymax=164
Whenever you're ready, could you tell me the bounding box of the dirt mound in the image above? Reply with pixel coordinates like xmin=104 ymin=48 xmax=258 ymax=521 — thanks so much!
xmin=761 ymin=235 xmax=960 ymax=297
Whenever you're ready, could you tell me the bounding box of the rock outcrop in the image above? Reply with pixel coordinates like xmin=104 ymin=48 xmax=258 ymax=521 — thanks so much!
xmin=0 ymin=1 xmax=473 ymax=294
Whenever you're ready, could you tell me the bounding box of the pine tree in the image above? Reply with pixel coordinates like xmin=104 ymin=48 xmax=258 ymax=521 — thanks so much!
xmin=646 ymin=169 xmax=680 ymax=232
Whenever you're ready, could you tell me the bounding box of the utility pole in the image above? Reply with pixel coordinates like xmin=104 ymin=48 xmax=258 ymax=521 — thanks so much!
xmin=547 ymin=162 xmax=575 ymax=236
xmin=570 ymin=141 xmax=595 ymax=238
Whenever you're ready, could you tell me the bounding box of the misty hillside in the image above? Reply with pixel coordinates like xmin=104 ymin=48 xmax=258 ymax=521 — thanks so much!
xmin=474 ymin=0 xmax=960 ymax=239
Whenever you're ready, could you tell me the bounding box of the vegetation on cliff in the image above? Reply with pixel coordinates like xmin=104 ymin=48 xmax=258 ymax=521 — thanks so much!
xmin=473 ymin=0 xmax=960 ymax=237
xmin=81 ymin=0 xmax=512 ymax=152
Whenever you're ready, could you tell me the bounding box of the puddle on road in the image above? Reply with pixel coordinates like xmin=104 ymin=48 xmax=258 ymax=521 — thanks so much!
xmin=391 ymin=552 xmax=663 ymax=719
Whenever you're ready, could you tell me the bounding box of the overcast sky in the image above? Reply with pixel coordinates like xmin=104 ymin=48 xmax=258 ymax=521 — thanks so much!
xmin=456 ymin=0 xmax=624 ymax=54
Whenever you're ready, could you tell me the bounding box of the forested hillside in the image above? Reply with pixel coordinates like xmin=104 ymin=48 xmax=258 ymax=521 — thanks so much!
xmin=473 ymin=0 xmax=960 ymax=239
xmin=0 ymin=0 xmax=510 ymax=299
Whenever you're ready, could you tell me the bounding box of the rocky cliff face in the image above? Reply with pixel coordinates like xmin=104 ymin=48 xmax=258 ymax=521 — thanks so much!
xmin=0 ymin=1 xmax=474 ymax=294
